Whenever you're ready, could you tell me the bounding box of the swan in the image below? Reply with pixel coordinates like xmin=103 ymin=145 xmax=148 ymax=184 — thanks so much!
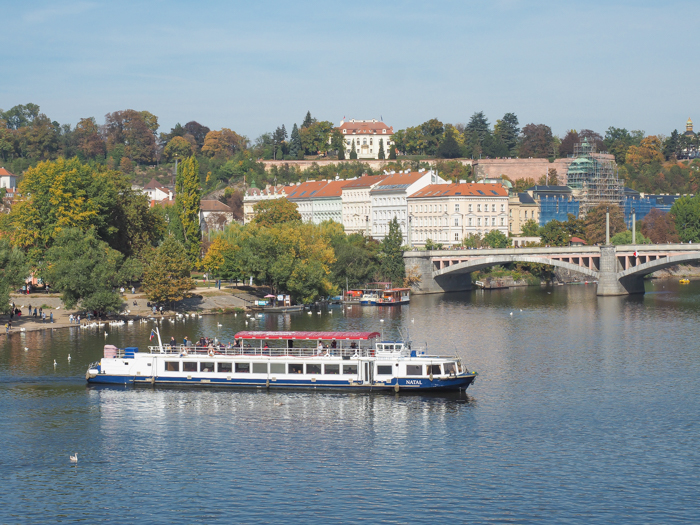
xmin=68 ymin=354 xmax=71 ymax=361
xmin=24 ymin=347 xmax=28 ymax=352
xmin=70 ymin=453 xmax=78 ymax=463
xmin=53 ymin=360 xmax=57 ymax=367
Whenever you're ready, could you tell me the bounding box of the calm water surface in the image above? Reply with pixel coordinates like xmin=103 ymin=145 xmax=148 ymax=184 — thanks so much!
xmin=2 ymin=282 xmax=699 ymax=524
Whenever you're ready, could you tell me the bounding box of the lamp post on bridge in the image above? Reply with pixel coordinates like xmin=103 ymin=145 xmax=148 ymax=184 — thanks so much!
xmin=632 ymin=207 xmax=636 ymax=245
xmin=606 ymin=207 xmax=610 ymax=245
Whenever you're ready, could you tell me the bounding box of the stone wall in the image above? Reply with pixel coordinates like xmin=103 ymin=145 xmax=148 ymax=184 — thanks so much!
xmin=262 ymin=158 xmax=475 ymax=173
xmin=473 ymin=158 xmax=575 ymax=185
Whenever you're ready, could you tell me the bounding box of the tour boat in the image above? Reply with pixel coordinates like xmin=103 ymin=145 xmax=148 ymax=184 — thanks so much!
xmin=376 ymin=288 xmax=410 ymax=305
xmin=85 ymin=329 xmax=476 ymax=392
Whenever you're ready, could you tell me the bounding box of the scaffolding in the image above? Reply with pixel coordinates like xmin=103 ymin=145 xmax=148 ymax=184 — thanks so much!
xmin=539 ymin=195 xmax=580 ymax=226
xmin=567 ymin=138 xmax=624 ymax=217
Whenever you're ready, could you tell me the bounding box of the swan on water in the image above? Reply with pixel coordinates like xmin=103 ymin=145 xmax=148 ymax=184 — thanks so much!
xmin=70 ymin=453 xmax=78 ymax=463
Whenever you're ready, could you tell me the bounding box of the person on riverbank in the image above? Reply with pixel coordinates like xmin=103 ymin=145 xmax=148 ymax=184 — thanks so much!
xmin=49 ymin=312 xmax=53 ymax=323
xmin=27 ymin=304 xmax=32 ymax=316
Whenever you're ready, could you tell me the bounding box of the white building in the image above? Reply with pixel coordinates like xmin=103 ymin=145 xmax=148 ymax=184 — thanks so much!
xmin=370 ymin=169 xmax=447 ymax=243
xmin=200 ymin=200 xmax=236 ymax=232
xmin=0 ymin=167 xmax=17 ymax=191
xmin=309 ymin=180 xmax=352 ymax=224
xmin=140 ymin=178 xmax=174 ymax=204
xmin=338 ymin=119 xmax=394 ymax=160
xmin=285 ymin=180 xmax=330 ymax=223
xmin=407 ymin=182 xmax=509 ymax=246
xmin=341 ymin=174 xmax=388 ymax=235
xmin=242 ymin=184 xmax=286 ymax=224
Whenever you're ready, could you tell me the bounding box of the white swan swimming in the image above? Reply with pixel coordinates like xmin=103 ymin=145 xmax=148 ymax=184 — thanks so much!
xmin=70 ymin=453 xmax=78 ymax=463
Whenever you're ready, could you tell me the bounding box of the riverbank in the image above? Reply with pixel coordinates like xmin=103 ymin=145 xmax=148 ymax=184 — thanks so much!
xmin=2 ymin=287 xmax=252 ymax=336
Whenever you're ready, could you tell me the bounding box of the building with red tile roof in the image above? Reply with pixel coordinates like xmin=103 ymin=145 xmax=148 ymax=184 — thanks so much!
xmin=407 ymin=182 xmax=509 ymax=246
xmin=337 ymin=119 xmax=394 ymax=160
xmin=0 ymin=167 xmax=17 ymax=191
xmin=370 ymin=169 xmax=447 ymax=243
xmin=341 ymin=174 xmax=388 ymax=234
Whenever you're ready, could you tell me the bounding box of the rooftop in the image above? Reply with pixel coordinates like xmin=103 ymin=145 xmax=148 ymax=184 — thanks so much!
xmin=409 ymin=182 xmax=507 ymax=199
xmin=338 ymin=119 xmax=393 ymax=135
xmin=200 ymin=200 xmax=233 ymax=212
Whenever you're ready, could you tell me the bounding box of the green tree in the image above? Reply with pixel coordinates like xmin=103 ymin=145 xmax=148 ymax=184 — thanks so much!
xmin=379 ymin=217 xmax=405 ymax=284
xmin=350 ymin=139 xmax=358 ymax=160
xmin=103 ymin=109 xmax=156 ymax=164
xmin=302 ymin=111 xmax=315 ymax=128
xmin=0 ymin=239 xmax=28 ymax=314
xmin=493 ymin=112 xmax=520 ymax=155
xmin=43 ymin=228 xmax=124 ymax=315
xmin=377 ymin=138 xmax=385 ymax=160
xmin=330 ymin=233 xmax=380 ymax=289
xmin=289 ymin=123 xmax=302 ymax=159
xmin=462 ymin=233 xmax=483 ymax=249
xmin=519 ymin=123 xmax=554 ymax=158
xmin=521 ymin=219 xmax=539 ymax=236
xmin=539 ymin=220 xmax=570 ymax=246
xmin=252 ymin=198 xmax=301 ymax=227
xmin=670 ymin=195 xmax=700 ymax=242
xmin=611 ymin=229 xmax=651 ymax=245
xmin=142 ymin=236 xmax=195 ymax=306
xmin=483 ymin=229 xmax=509 ymax=248
xmin=175 ymin=156 xmax=202 ymax=263
xmin=388 ymin=144 xmax=397 ymax=159
xmin=163 ymin=136 xmax=194 ymax=161
xmin=437 ymin=125 xmax=461 ymax=158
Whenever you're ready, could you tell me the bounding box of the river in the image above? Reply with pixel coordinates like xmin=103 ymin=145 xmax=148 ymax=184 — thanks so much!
xmin=1 ymin=280 xmax=699 ymax=523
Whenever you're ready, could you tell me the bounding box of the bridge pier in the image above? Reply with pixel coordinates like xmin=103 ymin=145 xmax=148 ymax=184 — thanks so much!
xmin=596 ymin=246 xmax=645 ymax=296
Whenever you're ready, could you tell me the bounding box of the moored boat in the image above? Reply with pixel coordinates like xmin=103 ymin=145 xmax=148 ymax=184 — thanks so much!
xmin=86 ymin=330 xmax=476 ymax=392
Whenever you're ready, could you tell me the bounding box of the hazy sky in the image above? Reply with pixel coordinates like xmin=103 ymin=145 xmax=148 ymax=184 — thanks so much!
xmin=2 ymin=0 xmax=697 ymax=140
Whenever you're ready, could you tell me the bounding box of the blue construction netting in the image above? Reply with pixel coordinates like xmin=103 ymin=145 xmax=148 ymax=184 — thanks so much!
xmin=539 ymin=196 xmax=580 ymax=226
xmin=623 ymin=196 xmax=675 ymax=228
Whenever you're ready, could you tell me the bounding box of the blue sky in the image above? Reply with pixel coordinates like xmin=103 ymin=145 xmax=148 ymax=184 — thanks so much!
xmin=2 ymin=0 xmax=697 ymax=141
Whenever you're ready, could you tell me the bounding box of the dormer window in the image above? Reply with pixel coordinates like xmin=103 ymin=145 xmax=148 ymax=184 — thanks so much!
xmin=343 ymin=129 xmax=346 ymax=134
xmin=383 ymin=129 xmax=386 ymax=133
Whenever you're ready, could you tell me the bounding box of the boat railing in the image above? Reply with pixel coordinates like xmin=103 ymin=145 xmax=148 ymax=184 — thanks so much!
xmin=137 ymin=345 xmax=410 ymax=358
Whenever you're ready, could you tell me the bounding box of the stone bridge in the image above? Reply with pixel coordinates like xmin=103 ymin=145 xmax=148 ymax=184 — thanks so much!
xmin=403 ymin=244 xmax=700 ymax=296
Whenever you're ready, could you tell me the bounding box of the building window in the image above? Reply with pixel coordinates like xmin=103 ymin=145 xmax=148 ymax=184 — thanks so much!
xmin=455 ymin=233 xmax=459 ymax=241
xmin=343 ymin=129 xmax=346 ymax=134
xmin=455 ymin=204 xmax=460 ymax=212
xmin=370 ymin=138 xmax=373 ymax=145
xmin=501 ymin=218 xmax=505 ymax=226
xmin=477 ymin=204 xmax=481 ymax=212
xmin=492 ymin=204 xmax=496 ymax=212
xmin=501 ymin=204 xmax=505 ymax=212
xmin=454 ymin=218 xmax=459 ymax=226
xmin=468 ymin=204 xmax=472 ymax=212
xmin=477 ymin=218 xmax=481 ymax=226
xmin=468 ymin=218 xmax=473 ymax=226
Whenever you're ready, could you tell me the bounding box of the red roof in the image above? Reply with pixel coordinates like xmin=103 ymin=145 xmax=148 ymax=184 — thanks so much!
xmin=409 ymin=182 xmax=507 ymax=198
xmin=375 ymin=171 xmax=427 ymax=188
xmin=313 ymin=180 xmax=352 ymax=198
xmin=0 ymin=168 xmax=16 ymax=177
xmin=341 ymin=174 xmax=388 ymax=189
xmin=570 ymin=237 xmax=586 ymax=244
xmin=284 ymin=180 xmax=329 ymax=199
xmin=338 ymin=119 xmax=393 ymax=135
xmin=233 ymin=331 xmax=380 ymax=341
xmin=200 ymin=200 xmax=233 ymax=212
xmin=143 ymin=177 xmax=169 ymax=191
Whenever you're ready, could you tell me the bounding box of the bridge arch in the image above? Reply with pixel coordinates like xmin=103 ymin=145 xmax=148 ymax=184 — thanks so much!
xmin=617 ymin=252 xmax=700 ymax=279
xmin=433 ymin=255 xmax=599 ymax=279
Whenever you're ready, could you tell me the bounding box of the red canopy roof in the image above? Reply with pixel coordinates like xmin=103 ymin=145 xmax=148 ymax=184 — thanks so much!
xmin=233 ymin=331 xmax=380 ymax=341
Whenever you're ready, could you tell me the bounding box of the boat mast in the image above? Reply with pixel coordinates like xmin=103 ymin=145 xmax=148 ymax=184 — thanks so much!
xmin=156 ymin=326 xmax=164 ymax=353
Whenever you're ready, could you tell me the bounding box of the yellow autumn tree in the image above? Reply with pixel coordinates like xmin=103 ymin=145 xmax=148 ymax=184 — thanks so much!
xmin=625 ymin=136 xmax=664 ymax=169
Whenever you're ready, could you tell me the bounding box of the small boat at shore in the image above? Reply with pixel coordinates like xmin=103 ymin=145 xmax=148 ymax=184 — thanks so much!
xmin=679 ymin=278 xmax=690 ymax=284
xmin=85 ymin=329 xmax=476 ymax=392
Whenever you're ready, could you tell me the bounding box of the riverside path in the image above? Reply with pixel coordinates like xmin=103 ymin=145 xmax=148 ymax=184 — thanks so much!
xmin=404 ymin=244 xmax=700 ymax=296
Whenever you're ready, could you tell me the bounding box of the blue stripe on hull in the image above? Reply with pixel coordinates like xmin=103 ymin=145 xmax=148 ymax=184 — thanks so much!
xmin=87 ymin=374 xmax=475 ymax=391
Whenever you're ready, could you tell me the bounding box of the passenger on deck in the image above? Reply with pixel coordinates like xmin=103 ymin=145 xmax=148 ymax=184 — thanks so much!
xmin=331 ymin=340 xmax=337 ymax=349
xmin=317 ymin=341 xmax=323 ymax=355
xmin=169 ymin=337 xmax=176 ymax=348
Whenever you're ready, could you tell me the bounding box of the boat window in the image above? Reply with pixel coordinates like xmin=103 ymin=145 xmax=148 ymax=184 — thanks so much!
xmin=165 ymin=361 xmax=180 ymax=372
xmin=235 ymin=363 xmax=250 ymax=373
xmin=252 ymin=363 xmax=267 ymax=374
xmin=270 ymin=363 xmax=285 ymax=374
xmin=324 ymin=364 xmax=340 ymax=374
xmin=306 ymin=363 xmax=322 ymax=374
xmin=377 ymin=365 xmax=393 ymax=375
xmin=218 ymin=362 xmax=232 ymax=373
xmin=183 ymin=362 xmax=197 ymax=372
xmin=406 ymin=365 xmax=422 ymax=376
xmin=444 ymin=362 xmax=456 ymax=375
xmin=343 ymin=364 xmax=357 ymax=375
xmin=427 ymin=364 xmax=441 ymax=375
xmin=385 ymin=344 xmax=394 ymax=350
xmin=289 ymin=363 xmax=304 ymax=374
xmin=200 ymin=362 xmax=215 ymax=373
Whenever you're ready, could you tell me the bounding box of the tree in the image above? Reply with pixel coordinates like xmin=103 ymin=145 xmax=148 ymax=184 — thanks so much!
xmin=350 ymin=139 xmax=358 ymax=160
xmin=537 ymin=168 xmax=559 ymax=186
xmin=142 ymin=236 xmax=195 ymax=306
xmin=74 ymin=117 xmax=106 ymax=160
xmin=299 ymin=121 xmax=333 ymax=155
xmin=375 ymin=138 xmax=385 ymax=160
xmin=201 ymin=236 xmax=243 ymax=281
xmin=511 ymin=177 xmax=536 ymax=193
xmin=163 ymin=136 xmax=194 ymax=161
xmin=379 ymin=217 xmax=405 ymax=284
xmin=493 ymin=112 xmax=519 ymax=155
xmin=0 ymin=239 xmax=27 ymax=314
xmin=103 ymin=109 xmax=156 ymax=164
xmin=437 ymin=125 xmax=461 ymax=158
xmin=302 ymin=111 xmax=315 ymax=128
xmin=175 ymin=156 xmax=202 ymax=263
xmin=611 ymin=229 xmax=651 ymax=245
xmin=329 ymin=233 xmax=380 ymax=289
xmin=201 ymin=128 xmax=246 ymax=157
xmin=583 ymin=204 xmax=626 ymax=244
xmin=330 ymin=129 xmax=345 ymax=159
xmin=389 ymin=144 xmax=397 ymax=160
xmin=519 ymin=123 xmax=553 ymax=158
xmin=43 ymin=228 xmax=124 ymax=315
xmin=604 ymin=127 xmax=642 ymax=165
xmin=462 ymin=233 xmax=483 ymax=249
xmin=640 ymin=208 xmax=679 ymax=243
xmin=289 ymin=123 xmax=302 ymax=159
xmin=538 ymin=220 xmax=570 ymax=246
xmin=252 ymin=198 xmax=301 ymax=227
xmin=625 ymin=136 xmax=664 ymax=169
xmin=483 ymin=229 xmax=509 ymax=248
xmin=559 ymin=130 xmax=579 ymax=157
xmin=419 ymin=118 xmax=445 ymax=156
xmin=183 ymin=121 xmax=211 ymax=149
xmin=670 ymin=195 xmax=700 ymax=242
xmin=521 ymin=219 xmax=539 ymax=237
